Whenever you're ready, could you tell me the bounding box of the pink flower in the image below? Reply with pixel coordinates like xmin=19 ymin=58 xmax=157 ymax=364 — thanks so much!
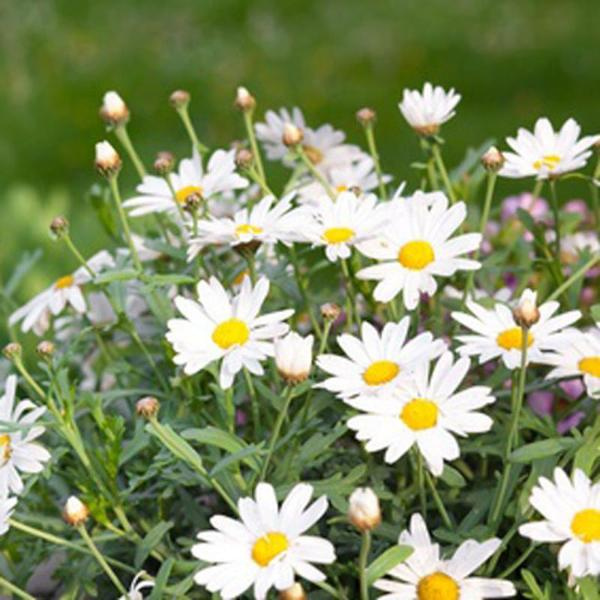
xmin=558 ymin=378 xmax=585 ymax=400
xmin=527 ymin=391 xmax=554 ymax=416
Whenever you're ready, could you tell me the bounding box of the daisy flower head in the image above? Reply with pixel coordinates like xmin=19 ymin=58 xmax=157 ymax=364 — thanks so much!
xmin=192 ymin=482 xmax=335 ymax=599
xmin=519 ymin=468 xmax=600 ymax=578
xmin=187 ymin=193 xmax=300 ymax=261
xmin=452 ymin=288 xmax=581 ymax=370
xmin=347 ymin=352 xmax=495 ymax=475
xmin=398 ymin=82 xmax=461 ymax=136
xmin=0 ymin=494 xmax=17 ymax=536
xmin=316 ymin=317 xmax=445 ymax=400
xmin=118 ymin=571 xmax=155 ymax=600
xmin=375 ymin=513 xmax=516 ymax=599
xmin=0 ymin=375 xmax=50 ymax=496
xmin=8 ymin=251 xmax=114 ymax=335
xmin=123 ymin=147 xmax=248 ymax=217
xmin=542 ymin=324 xmax=600 ymax=399
xmin=297 ymin=191 xmax=389 ymax=262
xmin=356 ymin=193 xmax=481 ymax=310
xmin=166 ymin=276 xmax=293 ymax=388
xmin=500 ymin=117 xmax=600 ymax=180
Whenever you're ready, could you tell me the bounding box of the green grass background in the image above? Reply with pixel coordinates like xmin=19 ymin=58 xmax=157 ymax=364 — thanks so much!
xmin=1 ymin=0 xmax=599 ymax=311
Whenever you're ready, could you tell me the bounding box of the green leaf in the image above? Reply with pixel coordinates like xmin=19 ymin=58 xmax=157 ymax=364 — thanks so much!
xmin=521 ymin=569 xmax=549 ymax=600
xmin=135 ymin=521 xmax=173 ymax=569
xmin=146 ymin=422 xmax=205 ymax=476
xmin=209 ymin=444 xmax=264 ymax=476
xmin=146 ymin=273 xmax=196 ymax=286
xmin=94 ymin=268 xmax=139 ymax=284
xmin=510 ymin=438 xmax=576 ymax=463
xmin=366 ymin=545 xmax=413 ymax=586
xmin=148 ymin=557 xmax=175 ymax=600
xmin=439 ymin=465 xmax=466 ymax=487
xmin=591 ymin=303 xmax=600 ymax=323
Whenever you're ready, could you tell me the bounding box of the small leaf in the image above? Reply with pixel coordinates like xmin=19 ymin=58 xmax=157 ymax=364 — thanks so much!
xmin=510 ymin=438 xmax=575 ymax=463
xmin=148 ymin=557 xmax=175 ymax=600
xmin=439 ymin=465 xmax=466 ymax=487
xmin=94 ymin=268 xmax=139 ymax=284
xmin=366 ymin=545 xmax=413 ymax=586
xmin=135 ymin=521 xmax=173 ymax=569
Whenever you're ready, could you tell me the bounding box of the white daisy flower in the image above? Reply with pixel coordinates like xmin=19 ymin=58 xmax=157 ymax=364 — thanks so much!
xmin=123 ymin=148 xmax=248 ymax=217
xmin=166 ymin=276 xmax=293 ymax=388
xmin=192 ymin=482 xmax=335 ymax=600
xmin=398 ymin=82 xmax=461 ymax=136
xmin=316 ymin=317 xmax=445 ymax=400
xmin=118 ymin=571 xmax=155 ymax=600
xmin=296 ymin=156 xmax=391 ymax=205
xmin=375 ymin=513 xmax=516 ymax=599
xmin=255 ymin=107 xmax=363 ymax=172
xmin=187 ymin=194 xmax=300 ymax=260
xmin=519 ymin=468 xmax=600 ymax=578
xmin=356 ymin=193 xmax=481 ymax=309
xmin=500 ymin=117 xmax=600 ymax=180
xmin=542 ymin=324 xmax=600 ymax=399
xmin=8 ymin=251 xmax=114 ymax=335
xmin=297 ymin=192 xmax=389 ymax=262
xmin=0 ymin=494 xmax=17 ymax=536
xmin=0 ymin=375 xmax=50 ymax=496
xmin=347 ymin=352 xmax=494 ymax=475
xmin=452 ymin=289 xmax=581 ymax=370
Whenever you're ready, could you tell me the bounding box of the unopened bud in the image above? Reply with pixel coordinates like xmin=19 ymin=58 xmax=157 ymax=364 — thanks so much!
xmin=275 ymin=332 xmax=313 ymax=384
xmin=136 ymin=396 xmax=160 ymax=419
xmin=356 ymin=107 xmax=376 ymax=126
xmin=320 ymin=303 xmax=342 ymax=321
xmin=349 ymin=185 xmax=362 ymax=197
xmin=234 ymin=86 xmax=256 ymax=112
xmin=50 ymin=216 xmax=70 ymax=238
xmin=282 ymin=123 xmax=304 ymax=147
xmin=235 ymin=148 xmax=254 ymax=170
xmin=481 ymin=146 xmax=505 ymax=172
xmin=3 ymin=342 xmax=22 ymax=361
xmin=154 ymin=151 xmax=175 ymax=175
xmin=183 ymin=193 xmax=202 ymax=213
xmin=99 ymin=91 xmax=129 ymax=127
xmin=513 ymin=289 xmax=540 ymax=328
xmin=95 ymin=141 xmax=122 ymax=177
xmin=348 ymin=487 xmax=381 ymax=531
xmin=169 ymin=89 xmax=191 ymax=109
xmin=594 ymin=138 xmax=600 ymax=155
xmin=36 ymin=340 xmax=55 ymax=359
xmin=63 ymin=496 xmax=89 ymax=526
xmin=279 ymin=583 xmax=307 ymax=600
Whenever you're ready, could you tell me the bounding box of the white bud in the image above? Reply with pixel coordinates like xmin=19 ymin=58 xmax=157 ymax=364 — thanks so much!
xmin=95 ymin=141 xmax=121 ymax=176
xmin=481 ymin=146 xmax=505 ymax=172
xmin=275 ymin=332 xmax=313 ymax=384
xmin=63 ymin=495 xmax=89 ymax=526
xmin=514 ymin=288 xmax=540 ymax=328
xmin=279 ymin=583 xmax=307 ymax=600
xmin=100 ymin=91 xmax=129 ymax=126
xmin=235 ymin=86 xmax=255 ymax=111
xmin=282 ymin=123 xmax=304 ymax=147
xmin=348 ymin=487 xmax=381 ymax=531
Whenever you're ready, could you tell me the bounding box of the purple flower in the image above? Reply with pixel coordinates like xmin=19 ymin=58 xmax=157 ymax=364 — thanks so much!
xmin=501 ymin=193 xmax=549 ymax=222
xmin=527 ymin=391 xmax=554 ymax=416
xmin=559 ymin=378 xmax=585 ymax=400
xmin=557 ymin=411 xmax=585 ymax=434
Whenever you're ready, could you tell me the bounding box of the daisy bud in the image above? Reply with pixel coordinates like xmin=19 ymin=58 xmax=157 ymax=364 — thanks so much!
xmin=320 ymin=302 xmax=342 ymax=321
xmin=3 ymin=342 xmax=22 ymax=361
xmin=279 ymin=583 xmax=307 ymax=600
xmin=153 ymin=151 xmax=175 ymax=175
xmin=50 ymin=216 xmax=69 ymax=239
xmin=63 ymin=496 xmax=89 ymax=526
xmin=136 ymin=396 xmax=160 ymax=419
xmin=184 ymin=193 xmax=202 ymax=213
xmin=169 ymin=89 xmax=191 ymax=109
xmin=99 ymin=91 xmax=129 ymax=127
xmin=282 ymin=123 xmax=304 ymax=147
xmin=275 ymin=332 xmax=313 ymax=384
xmin=95 ymin=141 xmax=122 ymax=178
xmin=514 ymin=289 xmax=540 ymax=328
xmin=234 ymin=86 xmax=256 ymax=112
xmin=348 ymin=487 xmax=381 ymax=531
xmin=481 ymin=146 xmax=505 ymax=172
xmin=594 ymin=138 xmax=600 ymax=155
xmin=356 ymin=107 xmax=376 ymax=126
xmin=235 ymin=148 xmax=254 ymax=170
xmin=36 ymin=340 xmax=55 ymax=359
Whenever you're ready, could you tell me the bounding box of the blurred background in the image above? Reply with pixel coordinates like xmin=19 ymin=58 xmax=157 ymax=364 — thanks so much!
xmin=1 ymin=0 xmax=599 ymax=339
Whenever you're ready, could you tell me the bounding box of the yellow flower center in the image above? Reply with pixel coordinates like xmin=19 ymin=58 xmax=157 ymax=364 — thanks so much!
xmin=322 ymin=227 xmax=355 ymax=244
xmin=398 ymin=240 xmax=435 ymax=270
xmin=417 ymin=572 xmax=460 ymax=600
xmin=251 ymin=532 xmax=289 ymax=566
xmin=303 ymin=145 xmax=323 ymax=165
xmin=362 ymin=360 xmax=400 ymax=386
xmin=571 ymin=509 xmax=600 ymax=543
xmin=235 ymin=223 xmax=264 ymax=238
xmin=175 ymin=185 xmax=203 ymax=204
xmin=0 ymin=433 xmax=12 ymax=467
xmin=211 ymin=318 xmax=250 ymax=350
xmin=54 ymin=275 xmax=75 ymax=289
xmin=335 ymin=184 xmax=348 ymax=194
xmin=579 ymin=356 xmax=600 ymax=378
xmin=401 ymin=398 xmax=439 ymax=431
xmin=496 ymin=328 xmax=534 ymax=351
xmin=533 ymin=154 xmax=561 ymax=171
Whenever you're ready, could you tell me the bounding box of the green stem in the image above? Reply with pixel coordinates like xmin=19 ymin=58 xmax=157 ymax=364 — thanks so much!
xmin=296 ymin=145 xmax=336 ymax=199
xmin=114 ymin=125 xmax=146 ymax=179
xmin=546 ymin=253 xmax=600 ymax=303
xmin=245 ymin=165 xmax=274 ymax=198
xmin=340 ymin=258 xmax=357 ymax=330
xmin=243 ymin=367 xmax=260 ymax=439
xmin=318 ymin=319 xmax=334 ymax=355
xmin=289 ymin=245 xmax=323 ymax=339
xmin=431 ymin=143 xmax=456 ymax=204
xmin=126 ymin=323 xmax=168 ymax=392
xmin=260 ymin=386 xmax=293 ymax=480
xmin=424 ymin=469 xmax=453 ymax=529
xmin=0 ymin=575 xmax=36 ymax=600
xmin=508 ymin=326 xmax=530 ymax=454
xmin=549 ymin=179 xmax=561 ymax=258
xmin=591 ymin=156 xmax=600 ymax=229
xmin=63 ymin=234 xmax=96 ymax=278
xmin=414 ymin=449 xmax=427 ymax=518
xmin=175 ymin=106 xmax=208 ymax=155
xmin=12 ymin=357 xmax=45 ymax=399
xmin=243 ymin=110 xmax=266 ymax=182
xmin=224 ymin=387 xmax=235 ymax=433
xmin=77 ymin=525 xmax=128 ymax=595
xmin=108 ymin=176 xmax=142 ymax=271
xmin=363 ymin=124 xmax=387 ymax=200
xmin=359 ymin=530 xmax=372 ymax=600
